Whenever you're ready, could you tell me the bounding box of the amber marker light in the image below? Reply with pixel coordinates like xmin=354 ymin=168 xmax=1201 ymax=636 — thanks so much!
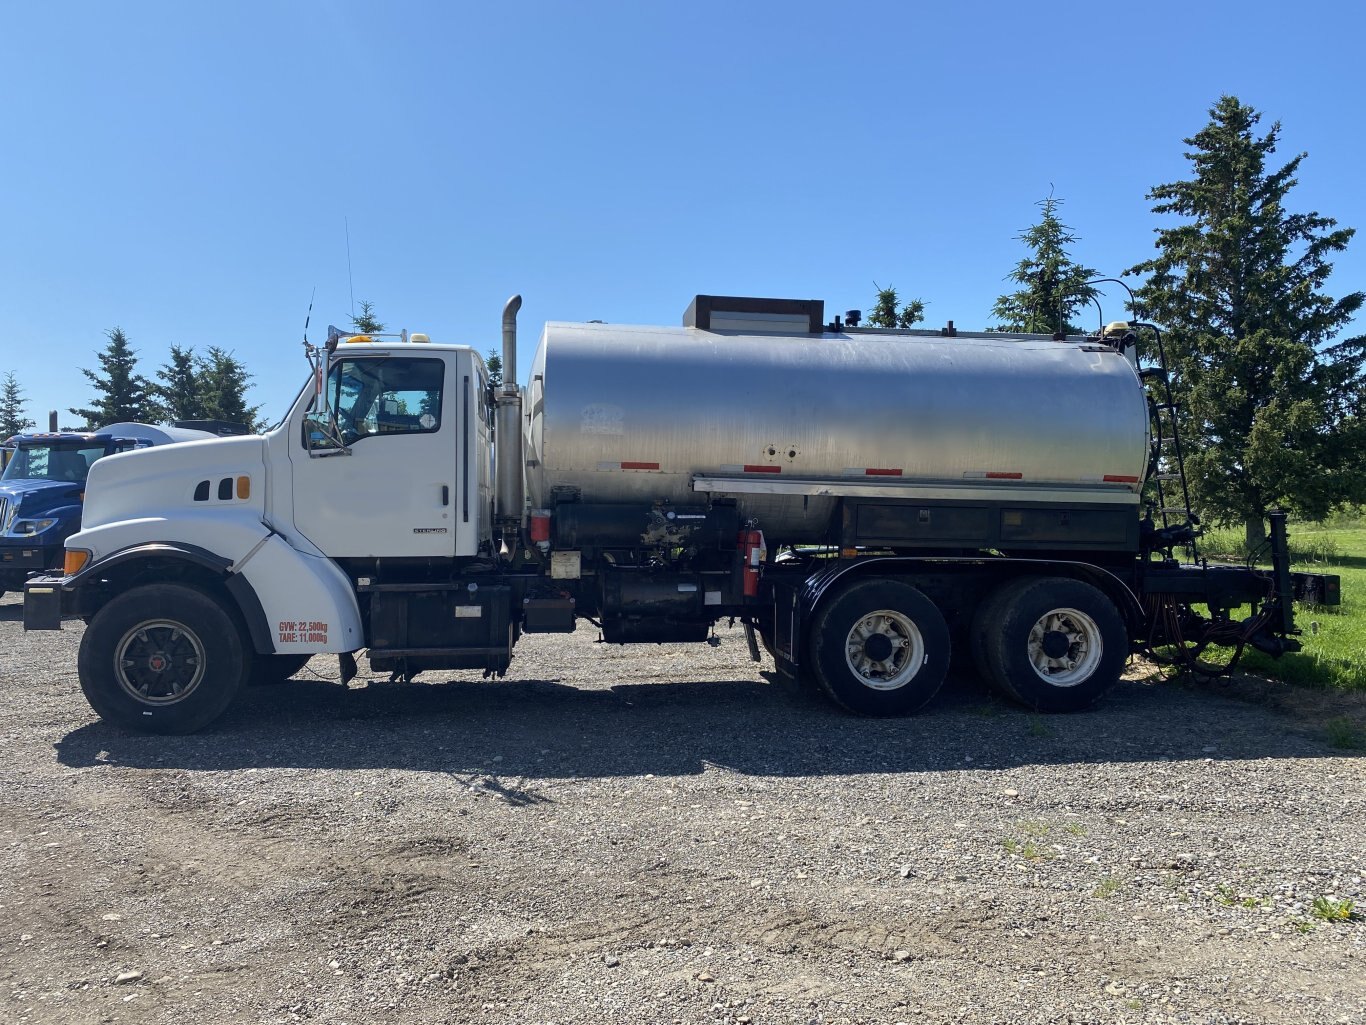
xmin=64 ymin=549 xmax=91 ymax=575
xmin=236 ymin=475 xmax=251 ymax=499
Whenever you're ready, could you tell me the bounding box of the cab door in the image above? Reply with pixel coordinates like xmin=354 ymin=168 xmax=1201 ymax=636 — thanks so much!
xmin=288 ymin=351 xmax=460 ymax=558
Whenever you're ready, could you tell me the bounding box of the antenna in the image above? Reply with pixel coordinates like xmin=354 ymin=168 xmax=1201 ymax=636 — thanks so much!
xmin=302 ymin=286 xmax=315 ymax=347
xmin=344 ymin=217 xmax=355 ymax=319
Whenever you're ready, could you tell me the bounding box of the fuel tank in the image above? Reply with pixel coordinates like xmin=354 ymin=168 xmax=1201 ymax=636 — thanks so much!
xmin=523 ymin=321 xmax=1149 ymax=543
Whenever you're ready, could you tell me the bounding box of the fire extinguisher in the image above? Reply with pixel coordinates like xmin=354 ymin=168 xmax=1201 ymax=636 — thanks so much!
xmin=738 ymin=526 xmax=766 ymax=598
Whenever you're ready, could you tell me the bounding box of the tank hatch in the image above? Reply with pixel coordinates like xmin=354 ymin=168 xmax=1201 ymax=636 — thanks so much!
xmin=684 ymin=295 xmax=824 ymax=335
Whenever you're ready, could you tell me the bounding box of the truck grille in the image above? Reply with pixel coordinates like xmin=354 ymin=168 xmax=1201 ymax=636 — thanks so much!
xmin=0 ymin=497 xmax=10 ymax=533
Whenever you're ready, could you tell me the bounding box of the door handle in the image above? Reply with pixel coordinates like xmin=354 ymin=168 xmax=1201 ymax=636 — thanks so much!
xmin=441 ymin=485 xmax=450 ymax=506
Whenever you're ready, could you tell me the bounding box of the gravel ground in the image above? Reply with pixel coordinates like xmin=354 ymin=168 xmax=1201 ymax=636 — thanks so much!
xmin=1 ymin=589 xmax=1364 ymax=1025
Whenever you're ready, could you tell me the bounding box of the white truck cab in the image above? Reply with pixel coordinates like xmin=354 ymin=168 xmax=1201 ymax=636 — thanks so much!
xmin=26 ymin=328 xmax=495 ymax=732
xmin=284 ymin=338 xmax=493 ymax=559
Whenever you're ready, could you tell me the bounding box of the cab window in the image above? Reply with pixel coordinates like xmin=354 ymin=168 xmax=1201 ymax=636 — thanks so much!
xmin=322 ymin=357 xmax=444 ymax=444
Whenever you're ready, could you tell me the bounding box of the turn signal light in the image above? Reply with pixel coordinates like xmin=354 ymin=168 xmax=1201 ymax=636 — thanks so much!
xmin=64 ymin=549 xmax=91 ymax=576
xmin=236 ymin=475 xmax=251 ymax=499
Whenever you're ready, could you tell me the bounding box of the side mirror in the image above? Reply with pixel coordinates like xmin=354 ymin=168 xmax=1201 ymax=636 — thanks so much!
xmin=302 ymin=411 xmax=350 ymax=457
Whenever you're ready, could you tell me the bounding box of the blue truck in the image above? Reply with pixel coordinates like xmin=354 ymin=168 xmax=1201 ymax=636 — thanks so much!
xmin=0 ymin=423 xmax=215 ymax=595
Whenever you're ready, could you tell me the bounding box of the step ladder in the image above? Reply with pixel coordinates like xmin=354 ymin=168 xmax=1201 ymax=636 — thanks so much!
xmin=1138 ymin=364 xmax=1199 ymax=541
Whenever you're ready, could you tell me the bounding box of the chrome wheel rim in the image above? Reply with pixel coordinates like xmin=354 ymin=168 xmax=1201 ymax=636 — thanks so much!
xmin=114 ymin=619 xmax=206 ymax=705
xmin=844 ymin=609 xmax=925 ymax=691
xmin=1026 ymin=607 xmax=1102 ymax=687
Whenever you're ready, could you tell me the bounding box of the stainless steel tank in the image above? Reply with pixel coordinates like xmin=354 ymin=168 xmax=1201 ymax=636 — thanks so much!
xmin=523 ymin=322 xmax=1149 ymax=542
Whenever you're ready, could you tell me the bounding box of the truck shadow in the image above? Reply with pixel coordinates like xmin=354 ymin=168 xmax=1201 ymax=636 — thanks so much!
xmin=53 ymin=669 xmax=1349 ymax=780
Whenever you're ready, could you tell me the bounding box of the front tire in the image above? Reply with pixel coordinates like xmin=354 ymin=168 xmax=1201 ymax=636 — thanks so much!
xmin=809 ymin=579 xmax=950 ymax=716
xmin=979 ymin=577 xmax=1127 ymax=712
xmin=78 ymin=583 xmax=248 ymax=734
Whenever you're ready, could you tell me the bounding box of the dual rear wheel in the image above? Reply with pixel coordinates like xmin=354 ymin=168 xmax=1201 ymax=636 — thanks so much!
xmin=971 ymin=577 xmax=1127 ymax=712
xmin=809 ymin=580 xmax=951 ymax=716
xmin=809 ymin=575 xmax=1127 ymax=717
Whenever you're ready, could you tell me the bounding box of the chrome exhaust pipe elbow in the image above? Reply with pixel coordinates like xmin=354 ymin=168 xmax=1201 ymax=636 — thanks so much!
xmin=501 ymin=294 xmax=522 ymax=394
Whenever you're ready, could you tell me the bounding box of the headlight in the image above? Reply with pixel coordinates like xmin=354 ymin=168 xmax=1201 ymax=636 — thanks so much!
xmin=10 ymin=518 xmax=58 ymax=535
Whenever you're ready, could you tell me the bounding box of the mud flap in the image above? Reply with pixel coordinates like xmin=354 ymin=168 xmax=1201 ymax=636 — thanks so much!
xmin=22 ymin=576 xmax=64 ymax=631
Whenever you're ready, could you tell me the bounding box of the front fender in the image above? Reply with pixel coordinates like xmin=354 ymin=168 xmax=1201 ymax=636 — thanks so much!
xmin=233 ymin=534 xmax=363 ymax=654
xmin=62 ymin=529 xmax=362 ymax=656
xmin=70 ymin=511 xmax=271 ymax=568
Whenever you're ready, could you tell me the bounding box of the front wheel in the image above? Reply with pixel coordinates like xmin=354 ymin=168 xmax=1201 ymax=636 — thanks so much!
xmin=809 ymin=579 xmax=950 ymax=716
xmin=78 ymin=583 xmax=248 ymax=733
xmin=978 ymin=577 xmax=1128 ymax=712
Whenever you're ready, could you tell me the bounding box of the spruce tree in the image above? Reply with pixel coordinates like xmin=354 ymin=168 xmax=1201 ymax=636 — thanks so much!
xmin=485 ymin=349 xmax=503 ymax=388
xmin=867 ymin=283 xmax=926 ymax=329
xmin=70 ymin=328 xmax=160 ymax=427
xmin=350 ymin=300 xmax=385 ymax=334
xmin=196 ymin=347 xmax=263 ymax=431
xmin=992 ymin=195 xmax=1100 ymax=335
xmin=0 ymin=372 xmax=36 ymax=438
xmin=1127 ymin=96 xmax=1366 ymax=547
xmin=156 ymin=344 xmax=206 ymax=422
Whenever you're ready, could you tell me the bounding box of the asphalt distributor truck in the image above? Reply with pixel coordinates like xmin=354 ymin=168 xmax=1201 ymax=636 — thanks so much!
xmin=24 ymin=295 xmax=1304 ymax=733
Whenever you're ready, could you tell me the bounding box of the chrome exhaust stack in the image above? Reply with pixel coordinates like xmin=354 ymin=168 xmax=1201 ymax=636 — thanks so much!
xmin=494 ymin=295 xmax=525 ymax=535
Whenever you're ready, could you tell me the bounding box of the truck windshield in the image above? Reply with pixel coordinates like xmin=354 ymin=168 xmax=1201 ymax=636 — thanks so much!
xmin=1 ymin=443 xmax=108 ymax=483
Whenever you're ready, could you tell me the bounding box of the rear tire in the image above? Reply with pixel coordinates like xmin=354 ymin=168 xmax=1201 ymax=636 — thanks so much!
xmin=970 ymin=583 xmax=1017 ymax=696
xmin=980 ymin=577 xmax=1127 ymax=712
xmin=809 ymin=579 xmax=950 ymax=716
xmin=78 ymin=583 xmax=248 ymax=734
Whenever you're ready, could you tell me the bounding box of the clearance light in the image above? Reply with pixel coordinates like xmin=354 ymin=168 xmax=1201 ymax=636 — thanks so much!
xmin=410 ymin=333 xmax=430 ymax=343
xmin=236 ymin=475 xmax=251 ymax=499
xmin=344 ymin=334 xmax=371 ymax=344
xmin=64 ymin=549 xmax=91 ymax=575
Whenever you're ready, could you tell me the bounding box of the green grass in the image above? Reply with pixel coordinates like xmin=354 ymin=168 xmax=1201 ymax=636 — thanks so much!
xmin=1198 ymin=520 xmax=1366 ymax=692
xmin=1000 ymin=834 xmax=1053 ymax=860
xmin=1325 ymin=716 xmax=1365 ymax=749
xmin=1092 ymin=876 xmax=1121 ymax=899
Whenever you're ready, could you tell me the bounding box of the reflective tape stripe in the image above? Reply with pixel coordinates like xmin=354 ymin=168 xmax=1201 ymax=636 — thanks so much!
xmin=1103 ymin=474 xmax=1140 ymax=483
xmin=597 ymin=461 xmax=661 ymax=471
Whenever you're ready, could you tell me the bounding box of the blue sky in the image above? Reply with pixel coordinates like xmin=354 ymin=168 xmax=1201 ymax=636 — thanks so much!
xmin=3 ymin=0 xmax=1364 ymax=428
